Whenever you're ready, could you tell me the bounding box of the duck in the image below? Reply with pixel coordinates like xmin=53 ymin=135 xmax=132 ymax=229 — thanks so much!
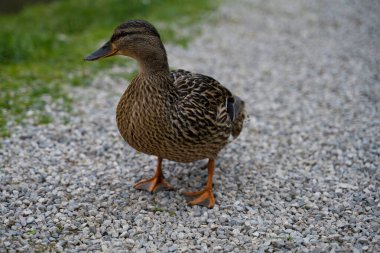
xmin=84 ymin=20 xmax=245 ymax=208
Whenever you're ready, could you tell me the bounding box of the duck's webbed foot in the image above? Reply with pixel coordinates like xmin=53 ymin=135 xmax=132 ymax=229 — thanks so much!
xmin=183 ymin=158 xmax=216 ymax=208
xmin=134 ymin=176 xmax=173 ymax=192
xmin=183 ymin=188 xmax=215 ymax=208
xmin=134 ymin=157 xmax=173 ymax=193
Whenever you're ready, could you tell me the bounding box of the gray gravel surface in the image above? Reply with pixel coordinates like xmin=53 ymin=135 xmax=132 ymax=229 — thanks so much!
xmin=1 ymin=0 xmax=380 ymax=252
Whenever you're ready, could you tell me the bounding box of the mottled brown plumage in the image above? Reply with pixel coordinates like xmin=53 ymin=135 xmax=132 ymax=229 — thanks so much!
xmin=85 ymin=20 xmax=245 ymax=208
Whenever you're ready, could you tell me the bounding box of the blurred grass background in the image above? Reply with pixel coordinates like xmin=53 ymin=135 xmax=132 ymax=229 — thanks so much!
xmin=0 ymin=0 xmax=216 ymax=137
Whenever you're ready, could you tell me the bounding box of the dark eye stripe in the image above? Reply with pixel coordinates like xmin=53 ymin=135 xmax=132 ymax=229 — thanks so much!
xmin=111 ymin=31 xmax=138 ymax=41
xmin=120 ymin=31 xmax=142 ymax=36
xmin=111 ymin=30 xmax=158 ymax=42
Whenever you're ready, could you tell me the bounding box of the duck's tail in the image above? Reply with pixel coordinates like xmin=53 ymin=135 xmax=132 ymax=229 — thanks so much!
xmin=231 ymin=95 xmax=246 ymax=138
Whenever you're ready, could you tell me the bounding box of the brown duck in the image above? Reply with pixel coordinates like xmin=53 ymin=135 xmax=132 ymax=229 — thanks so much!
xmin=84 ymin=20 xmax=245 ymax=208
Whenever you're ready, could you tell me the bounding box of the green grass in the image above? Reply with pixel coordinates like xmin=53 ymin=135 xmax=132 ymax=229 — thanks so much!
xmin=55 ymin=223 xmax=64 ymax=233
xmin=26 ymin=229 xmax=37 ymax=235
xmin=150 ymin=207 xmax=176 ymax=216
xmin=0 ymin=0 xmax=217 ymax=137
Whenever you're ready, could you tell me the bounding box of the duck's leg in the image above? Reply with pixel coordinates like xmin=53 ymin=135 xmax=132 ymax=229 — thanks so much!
xmin=134 ymin=157 xmax=173 ymax=192
xmin=183 ymin=159 xmax=215 ymax=208
xmin=199 ymin=159 xmax=221 ymax=170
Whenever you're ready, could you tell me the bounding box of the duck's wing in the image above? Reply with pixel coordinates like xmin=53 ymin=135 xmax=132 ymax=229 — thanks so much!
xmin=169 ymin=69 xmax=244 ymax=142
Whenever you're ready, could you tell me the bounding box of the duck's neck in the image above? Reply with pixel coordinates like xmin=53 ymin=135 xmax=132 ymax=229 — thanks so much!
xmin=136 ymin=52 xmax=170 ymax=75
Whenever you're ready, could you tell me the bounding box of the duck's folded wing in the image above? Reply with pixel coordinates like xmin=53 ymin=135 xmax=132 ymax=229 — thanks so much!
xmin=169 ymin=70 xmax=235 ymax=143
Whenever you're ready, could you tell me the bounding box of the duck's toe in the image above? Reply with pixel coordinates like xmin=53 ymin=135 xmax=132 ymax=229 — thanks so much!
xmin=183 ymin=188 xmax=215 ymax=208
xmin=134 ymin=177 xmax=173 ymax=193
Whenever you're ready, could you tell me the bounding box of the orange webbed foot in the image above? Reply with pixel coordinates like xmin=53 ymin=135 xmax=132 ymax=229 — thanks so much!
xmin=183 ymin=188 xmax=215 ymax=208
xmin=134 ymin=157 xmax=173 ymax=193
xmin=134 ymin=176 xmax=173 ymax=193
xmin=183 ymin=159 xmax=216 ymax=208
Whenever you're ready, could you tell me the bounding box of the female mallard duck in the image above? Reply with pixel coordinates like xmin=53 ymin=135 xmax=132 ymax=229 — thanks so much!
xmin=84 ymin=20 xmax=245 ymax=208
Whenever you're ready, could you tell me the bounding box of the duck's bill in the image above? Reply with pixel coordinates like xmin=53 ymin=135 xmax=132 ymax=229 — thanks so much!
xmin=84 ymin=41 xmax=117 ymax=61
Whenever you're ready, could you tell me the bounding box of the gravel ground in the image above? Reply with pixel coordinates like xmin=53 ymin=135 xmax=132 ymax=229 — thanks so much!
xmin=1 ymin=0 xmax=380 ymax=252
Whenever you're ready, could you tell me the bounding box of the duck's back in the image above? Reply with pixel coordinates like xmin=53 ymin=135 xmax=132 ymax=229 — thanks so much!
xmin=170 ymin=69 xmax=233 ymax=135
xmin=167 ymin=69 xmax=245 ymax=161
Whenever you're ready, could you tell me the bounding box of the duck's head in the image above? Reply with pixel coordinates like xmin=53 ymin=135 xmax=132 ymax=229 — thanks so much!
xmin=84 ymin=20 xmax=168 ymax=73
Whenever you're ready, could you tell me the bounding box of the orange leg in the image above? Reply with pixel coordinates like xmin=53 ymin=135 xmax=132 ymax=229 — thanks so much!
xmin=134 ymin=157 xmax=173 ymax=192
xmin=183 ymin=159 xmax=215 ymax=208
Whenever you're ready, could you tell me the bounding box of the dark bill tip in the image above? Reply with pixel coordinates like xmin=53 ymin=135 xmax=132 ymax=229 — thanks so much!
xmin=83 ymin=41 xmax=116 ymax=61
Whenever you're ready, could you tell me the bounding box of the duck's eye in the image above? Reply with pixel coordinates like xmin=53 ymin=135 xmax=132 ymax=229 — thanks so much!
xmin=119 ymin=31 xmax=130 ymax=37
xmin=111 ymin=31 xmax=131 ymax=41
